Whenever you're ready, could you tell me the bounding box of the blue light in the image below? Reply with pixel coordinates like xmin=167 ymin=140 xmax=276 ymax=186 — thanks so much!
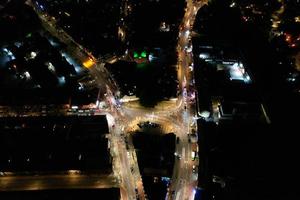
xmin=58 ymin=76 xmax=66 ymax=86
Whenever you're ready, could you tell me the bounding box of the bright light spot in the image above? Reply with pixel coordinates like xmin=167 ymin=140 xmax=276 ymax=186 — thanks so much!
xmin=141 ymin=51 xmax=147 ymax=58
xmin=99 ymin=101 xmax=107 ymax=109
xmin=133 ymin=52 xmax=138 ymax=58
xmin=46 ymin=62 xmax=56 ymax=73
xmin=186 ymin=19 xmax=190 ymax=27
xmin=285 ymin=34 xmax=292 ymax=42
xmin=191 ymin=151 xmax=196 ymax=160
xmin=287 ymin=77 xmax=296 ymax=82
xmin=30 ymin=51 xmax=37 ymax=59
xmin=78 ymin=83 xmax=84 ymax=90
xmin=58 ymin=76 xmax=66 ymax=85
xmin=230 ymin=2 xmax=236 ymax=8
xmin=272 ymin=21 xmax=280 ymax=28
xmin=160 ymin=21 xmax=170 ymax=32
xmin=71 ymin=105 xmax=78 ymax=109
xmin=106 ymin=114 xmax=115 ymax=127
xmin=64 ymin=12 xmax=71 ymax=17
xmin=24 ymin=71 xmax=31 ymax=80
xmin=185 ymin=30 xmax=190 ymax=37
xmin=193 ymin=188 xmax=196 ymax=196
xmin=228 ymin=62 xmax=251 ymax=83
xmin=199 ymin=53 xmax=209 ymax=59
xmin=200 ymin=111 xmax=210 ymax=118
xmin=83 ymin=58 xmax=95 ymax=68
xmin=3 ymin=48 xmax=16 ymax=60
xmin=245 ymin=75 xmax=251 ymax=82
xmin=26 ymin=33 xmax=32 ymax=38
xmin=231 ymin=64 xmax=244 ymax=77
xmin=148 ymin=54 xmax=153 ymax=62
xmin=68 ymin=170 xmax=80 ymax=175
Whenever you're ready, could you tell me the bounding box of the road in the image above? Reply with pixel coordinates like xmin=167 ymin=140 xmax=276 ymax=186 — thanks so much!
xmin=168 ymin=1 xmax=207 ymax=200
xmin=0 ymin=0 xmax=207 ymax=200
xmin=26 ymin=0 xmax=117 ymax=93
xmin=107 ymin=1 xmax=208 ymax=199
xmin=0 ymin=174 xmax=118 ymax=191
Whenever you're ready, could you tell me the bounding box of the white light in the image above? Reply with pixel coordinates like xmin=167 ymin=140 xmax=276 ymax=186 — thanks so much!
xmin=246 ymin=75 xmax=250 ymax=80
xmin=148 ymin=54 xmax=153 ymax=62
xmin=46 ymin=62 xmax=56 ymax=72
xmin=106 ymin=114 xmax=115 ymax=126
xmin=200 ymin=111 xmax=210 ymax=118
xmin=78 ymin=83 xmax=84 ymax=90
xmin=71 ymin=105 xmax=78 ymax=109
xmin=24 ymin=71 xmax=31 ymax=80
xmin=68 ymin=170 xmax=80 ymax=175
xmin=199 ymin=53 xmax=209 ymax=59
xmin=30 ymin=51 xmax=37 ymax=59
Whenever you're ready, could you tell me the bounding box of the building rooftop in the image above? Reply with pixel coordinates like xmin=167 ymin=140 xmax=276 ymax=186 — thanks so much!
xmin=0 ymin=188 xmax=120 ymax=200
xmin=0 ymin=115 xmax=111 ymax=173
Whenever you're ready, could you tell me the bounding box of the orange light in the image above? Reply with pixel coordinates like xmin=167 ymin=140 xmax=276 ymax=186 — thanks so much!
xmin=83 ymin=58 xmax=95 ymax=68
xmin=285 ymin=34 xmax=291 ymax=42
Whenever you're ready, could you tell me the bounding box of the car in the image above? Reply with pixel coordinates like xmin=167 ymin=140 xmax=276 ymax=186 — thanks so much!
xmin=174 ymin=152 xmax=181 ymax=160
xmin=192 ymin=165 xmax=197 ymax=173
xmin=191 ymin=151 xmax=196 ymax=160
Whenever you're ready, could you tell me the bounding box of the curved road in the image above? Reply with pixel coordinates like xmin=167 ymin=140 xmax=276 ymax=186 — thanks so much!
xmin=0 ymin=1 xmax=207 ymax=200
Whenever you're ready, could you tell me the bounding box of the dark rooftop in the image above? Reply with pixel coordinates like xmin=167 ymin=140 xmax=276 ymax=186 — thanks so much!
xmin=0 ymin=115 xmax=111 ymax=173
xmin=0 ymin=188 xmax=120 ymax=200
xmin=132 ymin=131 xmax=175 ymax=177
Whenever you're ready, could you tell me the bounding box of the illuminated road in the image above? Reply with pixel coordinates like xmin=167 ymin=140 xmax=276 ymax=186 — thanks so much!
xmin=167 ymin=1 xmax=208 ymax=200
xmin=111 ymin=1 xmax=207 ymax=200
xmin=26 ymin=0 xmax=117 ymax=93
xmin=0 ymin=174 xmax=118 ymax=191
xmin=0 ymin=1 xmax=207 ymax=200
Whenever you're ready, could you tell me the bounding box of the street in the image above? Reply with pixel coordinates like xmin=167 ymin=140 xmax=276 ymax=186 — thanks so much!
xmin=0 ymin=0 xmax=208 ymax=200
